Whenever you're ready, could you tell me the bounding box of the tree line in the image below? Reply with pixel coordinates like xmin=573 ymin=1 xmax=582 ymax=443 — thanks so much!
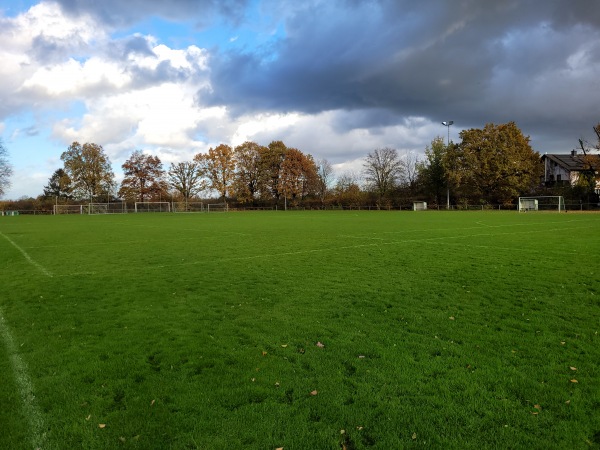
xmin=2 ymin=121 xmax=599 ymax=211
xmin=44 ymin=140 xmax=327 ymax=207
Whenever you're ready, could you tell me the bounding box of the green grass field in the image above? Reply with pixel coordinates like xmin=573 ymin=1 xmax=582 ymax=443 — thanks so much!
xmin=1 ymin=211 xmax=599 ymax=449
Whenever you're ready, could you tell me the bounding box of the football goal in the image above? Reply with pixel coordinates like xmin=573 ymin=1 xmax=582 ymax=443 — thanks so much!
xmin=88 ymin=202 xmax=127 ymax=214
xmin=134 ymin=202 xmax=171 ymax=213
xmin=413 ymin=201 xmax=427 ymax=211
xmin=518 ymin=196 xmax=565 ymax=212
xmin=54 ymin=204 xmax=85 ymax=215
xmin=207 ymin=203 xmax=228 ymax=213
xmin=172 ymin=201 xmax=205 ymax=213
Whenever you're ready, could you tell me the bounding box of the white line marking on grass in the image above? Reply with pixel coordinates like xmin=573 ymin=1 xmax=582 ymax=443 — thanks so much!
xmin=339 ymin=234 xmax=387 ymax=241
xmin=0 ymin=231 xmax=53 ymax=278
xmin=0 ymin=307 xmax=48 ymax=449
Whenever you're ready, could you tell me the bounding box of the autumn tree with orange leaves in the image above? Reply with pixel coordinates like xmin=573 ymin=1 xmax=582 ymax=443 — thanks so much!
xmin=233 ymin=141 xmax=267 ymax=204
xmin=195 ymin=144 xmax=236 ymax=202
xmin=119 ymin=150 xmax=166 ymax=202
xmin=260 ymin=140 xmax=288 ymax=202
xmin=279 ymin=148 xmax=318 ymax=203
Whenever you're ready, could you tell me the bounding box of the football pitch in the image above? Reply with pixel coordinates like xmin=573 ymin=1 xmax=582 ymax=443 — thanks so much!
xmin=1 ymin=210 xmax=599 ymax=449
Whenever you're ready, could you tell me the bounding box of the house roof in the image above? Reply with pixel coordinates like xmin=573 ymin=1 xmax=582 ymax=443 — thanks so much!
xmin=542 ymin=153 xmax=600 ymax=172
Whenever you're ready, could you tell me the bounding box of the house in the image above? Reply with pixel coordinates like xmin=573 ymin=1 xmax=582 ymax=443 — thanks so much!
xmin=541 ymin=150 xmax=600 ymax=193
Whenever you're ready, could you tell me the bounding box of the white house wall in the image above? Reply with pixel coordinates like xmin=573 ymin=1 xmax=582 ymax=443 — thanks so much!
xmin=545 ymin=158 xmax=570 ymax=183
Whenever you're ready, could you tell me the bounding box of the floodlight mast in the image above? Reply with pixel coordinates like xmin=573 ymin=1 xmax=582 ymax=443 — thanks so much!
xmin=441 ymin=121 xmax=454 ymax=209
xmin=441 ymin=121 xmax=453 ymax=145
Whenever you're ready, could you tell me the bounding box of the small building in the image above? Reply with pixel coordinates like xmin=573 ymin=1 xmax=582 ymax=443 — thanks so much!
xmin=541 ymin=151 xmax=600 ymax=193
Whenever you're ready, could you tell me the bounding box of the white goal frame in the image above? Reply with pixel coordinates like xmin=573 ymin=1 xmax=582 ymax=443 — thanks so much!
xmin=413 ymin=201 xmax=427 ymax=211
xmin=88 ymin=202 xmax=127 ymax=214
xmin=53 ymin=204 xmax=85 ymax=215
xmin=134 ymin=202 xmax=171 ymax=213
xmin=207 ymin=203 xmax=228 ymax=213
xmin=518 ymin=196 xmax=565 ymax=212
xmin=172 ymin=201 xmax=205 ymax=213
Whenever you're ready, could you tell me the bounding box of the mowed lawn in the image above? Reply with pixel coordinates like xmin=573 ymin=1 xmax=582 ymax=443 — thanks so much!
xmin=0 ymin=211 xmax=599 ymax=449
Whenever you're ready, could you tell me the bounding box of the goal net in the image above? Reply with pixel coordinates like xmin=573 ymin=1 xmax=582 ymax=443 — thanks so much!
xmin=172 ymin=201 xmax=205 ymax=213
xmin=54 ymin=204 xmax=85 ymax=215
xmin=88 ymin=202 xmax=127 ymax=214
xmin=518 ymin=196 xmax=565 ymax=212
xmin=207 ymin=203 xmax=228 ymax=213
xmin=134 ymin=202 xmax=171 ymax=213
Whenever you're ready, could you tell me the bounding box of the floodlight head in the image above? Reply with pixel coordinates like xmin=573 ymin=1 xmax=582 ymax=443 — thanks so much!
xmin=442 ymin=121 xmax=454 ymax=126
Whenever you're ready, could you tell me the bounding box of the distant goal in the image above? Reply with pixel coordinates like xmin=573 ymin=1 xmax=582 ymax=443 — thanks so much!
xmin=88 ymin=202 xmax=127 ymax=214
xmin=134 ymin=202 xmax=171 ymax=213
xmin=54 ymin=204 xmax=86 ymax=215
xmin=518 ymin=196 xmax=565 ymax=212
xmin=172 ymin=201 xmax=205 ymax=213
xmin=207 ymin=203 xmax=228 ymax=213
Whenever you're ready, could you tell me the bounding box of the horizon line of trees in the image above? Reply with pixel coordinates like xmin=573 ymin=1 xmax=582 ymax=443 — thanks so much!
xmin=2 ymin=121 xmax=599 ymax=210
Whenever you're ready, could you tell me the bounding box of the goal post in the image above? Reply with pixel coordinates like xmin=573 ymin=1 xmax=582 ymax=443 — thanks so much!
xmin=172 ymin=201 xmax=205 ymax=213
xmin=207 ymin=203 xmax=228 ymax=213
xmin=134 ymin=202 xmax=171 ymax=213
xmin=53 ymin=204 xmax=85 ymax=215
xmin=88 ymin=202 xmax=127 ymax=214
xmin=518 ymin=196 xmax=565 ymax=212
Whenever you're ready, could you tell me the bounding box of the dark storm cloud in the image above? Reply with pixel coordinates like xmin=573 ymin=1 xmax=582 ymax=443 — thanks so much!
xmin=202 ymin=0 xmax=599 ymax=151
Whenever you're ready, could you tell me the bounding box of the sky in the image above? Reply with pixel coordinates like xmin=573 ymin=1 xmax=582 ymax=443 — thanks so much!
xmin=0 ymin=0 xmax=599 ymax=199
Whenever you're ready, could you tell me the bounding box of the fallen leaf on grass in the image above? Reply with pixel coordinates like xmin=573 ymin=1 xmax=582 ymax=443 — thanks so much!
xmin=316 ymin=342 xmax=325 ymax=348
xmin=150 ymin=399 xmax=155 ymax=406
xmin=449 ymin=316 xmax=455 ymax=320
xmin=119 ymin=437 xmax=126 ymax=443
xmin=281 ymin=344 xmax=288 ymax=348
xmin=275 ymin=447 xmax=283 ymax=450
xmin=262 ymin=351 xmax=268 ymax=356
xmin=570 ymin=379 xmax=578 ymax=383
xmin=570 ymin=366 xmax=577 ymax=371
xmin=412 ymin=432 xmax=417 ymax=440
xmin=565 ymin=400 xmax=571 ymax=405
xmin=356 ymin=426 xmax=364 ymax=430
xmin=358 ymin=355 xmax=365 ymax=359
xmin=85 ymin=415 xmax=91 ymax=421
xmin=98 ymin=424 xmax=106 ymax=429
xmin=310 ymin=390 xmax=318 ymax=396
xmin=534 ymin=404 xmax=542 ymax=411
